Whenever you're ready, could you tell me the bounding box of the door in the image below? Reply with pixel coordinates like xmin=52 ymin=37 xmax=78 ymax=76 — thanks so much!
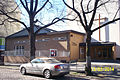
xmin=30 ymin=59 xmax=45 ymax=74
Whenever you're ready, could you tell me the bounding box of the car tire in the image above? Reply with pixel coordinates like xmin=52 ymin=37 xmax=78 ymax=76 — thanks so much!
xmin=43 ymin=69 xmax=52 ymax=79
xmin=20 ymin=67 xmax=27 ymax=75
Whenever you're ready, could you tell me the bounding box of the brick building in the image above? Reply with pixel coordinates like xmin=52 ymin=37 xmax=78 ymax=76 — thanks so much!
xmin=5 ymin=28 xmax=85 ymax=63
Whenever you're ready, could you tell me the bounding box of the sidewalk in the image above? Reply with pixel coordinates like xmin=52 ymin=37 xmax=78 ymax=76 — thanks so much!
xmin=0 ymin=63 xmax=21 ymax=70
xmin=69 ymin=62 xmax=120 ymax=80
xmin=70 ymin=62 xmax=120 ymax=72
xmin=4 ymin=62 xmax=21 ymax=67
xmin=0 ymin=62 xmax=120 ymax=80
xmin=0 ymin=65 xmax=19 ymax=70
xmin=1 ymin=62 xmax=120 ymax=71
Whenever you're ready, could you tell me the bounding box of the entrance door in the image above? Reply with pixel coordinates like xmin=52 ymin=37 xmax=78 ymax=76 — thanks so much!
xmin=94 ymin=46 xmax=113 ymax=60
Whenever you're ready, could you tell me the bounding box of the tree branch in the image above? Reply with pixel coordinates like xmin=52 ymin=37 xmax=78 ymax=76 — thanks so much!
xmin=89 ymin=0 xmax=99 ymax=28
xmin=20 ymin=0 xmax=30 ymax=14
xmin=35 ymin=18 xmax=61 ymax=34
xmin=24 ymin=0 xmax=29 ymax=12
xmin=81 ymin=0 xmax=88 ymax=26
xmin=85 ymin=0 xmax=110 ymax=14
xmin=35 ymin=15 xmax=78 ymax=34
xmin=7 ymin=3 xmax=20 ymax=14
xmin=0 ymin=18 xmax=9 ymax=25
xmin=0 ymin=10 xmax=29 ymax=32
xmin=30 ymin=0 xmax=34 ymax=14
xmin=62 ymin=0 xmax=87 ymax=31
xmin=92 ymin=18 xmax=120 ymax=33
xmin=72 ymin=0 xmax=75 ymax=9
xmin=35 ymin=0 xmax=49 ymax=15
xmin=34 ymin=0 xmax=38 ymax=12
xmin=113 ymin=8 xmax=120 ymax=20
xmin=87 ymin=0 xmax=92 ymax=12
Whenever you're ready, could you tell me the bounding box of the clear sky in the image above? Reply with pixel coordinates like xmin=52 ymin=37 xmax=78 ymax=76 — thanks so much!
xmin=15 ymin=0 xmax=67 ymax=31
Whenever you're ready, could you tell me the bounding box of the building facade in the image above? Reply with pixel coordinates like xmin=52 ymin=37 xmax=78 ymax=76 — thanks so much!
xmin=5 ymin=28 xmax=85 ymax=63
xmin=5 ymin=28 xmax=118 ymax=63
xmin=64 ymin=0 xmax=120 ymax=60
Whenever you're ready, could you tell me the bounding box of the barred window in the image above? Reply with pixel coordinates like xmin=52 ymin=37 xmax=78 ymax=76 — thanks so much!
xmin=53 ymin=37 xmax=67 ymax=41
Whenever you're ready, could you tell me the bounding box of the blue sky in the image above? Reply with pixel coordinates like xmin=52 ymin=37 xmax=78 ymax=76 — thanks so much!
xmin=15 ymin=0 xmax=66 ymax=31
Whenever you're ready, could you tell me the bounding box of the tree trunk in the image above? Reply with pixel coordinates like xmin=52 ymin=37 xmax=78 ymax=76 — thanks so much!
xmin=85 ymin=31 xmax=92 ymax=76
xmin=29 ymin=16 xmax=36 ymax=61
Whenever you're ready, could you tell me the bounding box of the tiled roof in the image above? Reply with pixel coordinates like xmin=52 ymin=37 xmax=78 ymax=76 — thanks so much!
xmin=6 ymin=27 xmax=85 ymax=38
xmin=6 ymin=27 xmax=56 ymax=38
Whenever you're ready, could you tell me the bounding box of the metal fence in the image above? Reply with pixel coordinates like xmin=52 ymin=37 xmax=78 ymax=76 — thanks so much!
xmin=5 ymin=50 xmax=70 ymax=58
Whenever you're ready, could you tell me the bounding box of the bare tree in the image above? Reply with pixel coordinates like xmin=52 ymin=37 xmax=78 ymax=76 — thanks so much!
xmin=0 ymin=0 xmax=21 ymax=37
xmin=0 ymin=0 xmax=70 ymax=60
xmin=63 ymin=0 xmax=120 ymax=75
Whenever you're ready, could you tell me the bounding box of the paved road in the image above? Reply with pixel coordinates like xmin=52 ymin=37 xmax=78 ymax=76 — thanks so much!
xmin=0 ymin=68 xmax=88 ymax=80
xmin=1 ymin=65 xmax=120 ymax=80
xmin=1 ymin=62 xmax=120 ymax=80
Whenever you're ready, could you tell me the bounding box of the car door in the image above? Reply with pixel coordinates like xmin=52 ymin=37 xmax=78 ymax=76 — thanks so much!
xmin=31 ymin=59 xmax=45 ymax=74
xmin=29 ymin=59 xmax=40 ymax=73
xmin=35 ymin=59 xmax=45 ymax=74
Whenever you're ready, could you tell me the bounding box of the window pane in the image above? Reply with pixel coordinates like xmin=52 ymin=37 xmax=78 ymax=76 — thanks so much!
xmin=103 ymin=48 xmax=107 ymax=57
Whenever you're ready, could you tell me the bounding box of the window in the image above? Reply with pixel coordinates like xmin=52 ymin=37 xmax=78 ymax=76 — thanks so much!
xmin=108 ymin=47 xmax=112 ymax=58
xmin=36 ymin=40 xmax=38 ymax=42
xmin=37 ymin=40 xmax=42 ymax=42
xmin=16 ymin=46 xmax=19 ymax=50
xmin=103 ymin=48 xmax=107 ymax=57
xmin=94 ymin=48 xmax=97 ymax=58
xmin=53 ymin=37 xmax=67 ymax=41
xmin=97 ymin=51 xmax=102 ymax=57
xmin=15 ymin=40 xmax=28 ymax=44
xmin=31 ymin=59 xmax=44 ymax=63
xmin=14 ymin=45 xmax=24 ymax=56
xmin=42 ymin=58 xmax=60 ymax=63
xmin=21 ymin=46 xmax=24 ymax=49
xmin=80 ymin=48 xmax=84 ymax=54
xmin=42 ymin=38 xmax=50 ymax=42
xmin=50 ymin=49 xmax=57 ymax=57
xmin=37 ymin=38 xmax=50 ymax=42
xmin=16 ymin=41 xmax=20 ymax=43
xmin=53 ymin=37 xmax=58 ymax=40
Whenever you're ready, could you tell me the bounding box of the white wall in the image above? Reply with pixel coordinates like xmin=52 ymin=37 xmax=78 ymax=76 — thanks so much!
xmin=65 ymin=0 xmax=120 ymax=58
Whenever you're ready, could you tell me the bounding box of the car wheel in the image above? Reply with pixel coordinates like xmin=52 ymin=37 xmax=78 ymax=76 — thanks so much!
xmin=44 ymin=70 xmax=52 ymax=79
xmin=20 ymin=67 xmax=27 ymax=75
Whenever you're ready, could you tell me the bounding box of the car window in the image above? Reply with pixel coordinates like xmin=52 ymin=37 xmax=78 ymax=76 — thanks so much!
xmin=42 ymin=59 xmax=60 ymax=63
xmin=31 ymin=59 xmax=44 ymax=63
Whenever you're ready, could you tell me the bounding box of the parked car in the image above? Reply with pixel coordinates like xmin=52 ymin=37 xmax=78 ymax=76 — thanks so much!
xmin=20 ymin=57 xmax=69 ymax=79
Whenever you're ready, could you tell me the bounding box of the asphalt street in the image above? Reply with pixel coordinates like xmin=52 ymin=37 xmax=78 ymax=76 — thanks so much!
xmin=0 ymin=68 xmax=88 ymax=80
xmin=1 ymin=62 xmax=120 ymax=80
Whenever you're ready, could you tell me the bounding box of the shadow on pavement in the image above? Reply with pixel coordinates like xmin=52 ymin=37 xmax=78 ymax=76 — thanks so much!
xmin=91 ymin=68 xmax=120 ymax=79
xmin=25 ymin=73 xmax=89 ymax=80
xmin=53 ymin=76 xmax=89 ymax=80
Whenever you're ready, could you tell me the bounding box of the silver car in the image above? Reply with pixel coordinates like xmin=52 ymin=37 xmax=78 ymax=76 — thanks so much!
xmin=20 ymin=57 xmax=69 ymax=79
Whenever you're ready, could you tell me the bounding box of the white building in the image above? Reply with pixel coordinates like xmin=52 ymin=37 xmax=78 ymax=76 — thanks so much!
xmin=64 ymin=0 xmax=120 ymax=60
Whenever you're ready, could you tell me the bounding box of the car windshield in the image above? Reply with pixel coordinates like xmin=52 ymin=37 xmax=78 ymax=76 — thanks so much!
xmin=42 ymin=59 xmax=60 ymax=63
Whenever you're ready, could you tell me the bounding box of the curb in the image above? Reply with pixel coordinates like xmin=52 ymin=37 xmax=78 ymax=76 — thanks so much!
xmin=0 ymin=66 xmax=19 ymax=70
